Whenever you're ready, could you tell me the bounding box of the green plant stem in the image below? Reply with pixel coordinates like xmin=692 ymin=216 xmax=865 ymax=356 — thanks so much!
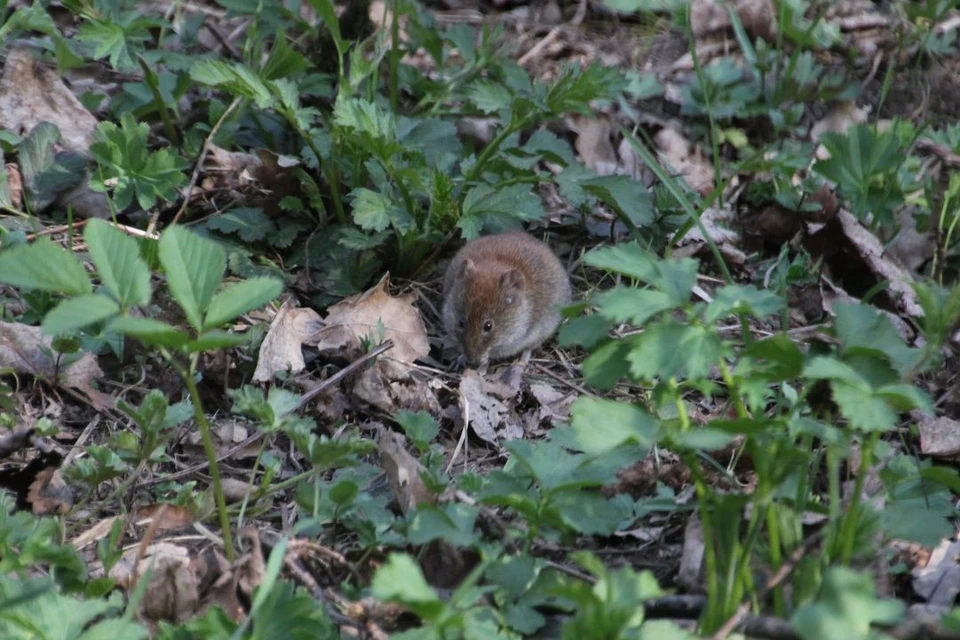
xmin=460 ymin=120 xmax=525 ymax=197
xmin=388 ymin=0 xmax=400 ymax=113
xmin=166 ymin=352 xmax=235 ymax=562
xmin=838 ymin=433 xmax=877 ymax=564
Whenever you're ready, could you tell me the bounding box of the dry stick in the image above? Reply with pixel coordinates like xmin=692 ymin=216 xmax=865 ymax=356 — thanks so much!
xmin=163 ymin=96 xmax=242 ymax=231
xmin=295 ymin=340 xmax=394 ymax=410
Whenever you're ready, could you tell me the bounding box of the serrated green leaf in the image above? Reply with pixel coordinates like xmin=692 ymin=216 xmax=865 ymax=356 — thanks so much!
xmin=190 ymin=60 xmax=273 ymax=107
xmin=705 ymin=285 xmax=783 ymax=323
xmin=371 ymin=554 xmax=444 ymax=620
xmin=408 ymin=504 xmax=480 ymax=546
xmin=107 ymin=316 xmax=190 ymax=348
xmin=569 ymin=397 xmax=660 ymax=454
xmin=0 ymin=238 xmax=91 ymax=295
xmin=627 ymin=322 xmax=724 ymax=381
xmin=469 ymin=80 xmax=513 ymax=114
xmin=581 ymin=174 xmax=655 ymax=227
xmin=42 ymin=294 xmax=120 ymax=335
xmin=205 ymin=208 xmax=274 ymax=242
xmin=349 ymin=188 xmax=399 ymax=232
xmin=84 ymin=220 xmax=151 ymax=308
xmin=158 ymin=226 xmax=225 ymax=331
xmin=595 ymin=288 xmax=676 ymax=325
xmin=204 ymin=277 xmax=283 ymax=329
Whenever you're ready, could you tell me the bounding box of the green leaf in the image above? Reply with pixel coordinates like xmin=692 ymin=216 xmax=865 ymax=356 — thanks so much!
xmin=705 ymin=285 xmax=782 ymax=323
xmin=552 ymin=490 xmax=632 ymax=535
xmin=205 ymin=208 xmax=274 ymax=242
xmin=408 ymin=504 xmax=480 ymax=546
xmin=595 ymin=288 xmax=676 ymax=325
xmin=0 ymin=238 xmax=91 ymax=295
xmin=158 ymin=226 xmax=226 ymax=331
xmin=371 ymin=554 xmax=444 ymax=621
xmin=791 ymin=567 xmax=904 ymax=640
xmin=190 ymin=60 xmax=273 ymax=107
xmin=739 ymin=334 xmax=804 ymax=381
xmin=42 ymin=294 xmax=120 ymax=335
xmin=395 ymin=411 xmax=439 ymax=446
xmin=459 ymin=184 xmax=544 ymax=236
xmin=107 ymin=316 xmax=191 ymax=348
xmin=185 ymin=330 xmax=249 ymax=351
xmin=349 ymin=188 xmax=410 ymax=233
xmin=569 ymin=397 xmax=660 ymax=455
xmin=203 ymin=277 xmax=282 ymax=330
xmin=469 ymin=80 xmax=513 ymax=114
xmin=581 ymin=174 xmax=655 ymax=228
xmin=833 ymin=303 xmax=923 ymax=376
xmin=18 ymin=123 xmax=87 ymax=211
xmin=585 ymin=244 xmax=698 ymax=306
xmin=627 ymin=322 xmax=724 ymax=381
xmin=84 ymin=220 xmax=151 ymax=308
xmin=557 ymin=314 xmax=614 ymax=350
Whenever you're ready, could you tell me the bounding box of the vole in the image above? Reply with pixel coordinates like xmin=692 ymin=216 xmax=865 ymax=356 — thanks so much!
xmin=442 ymin=232 xmax=571 ymax=368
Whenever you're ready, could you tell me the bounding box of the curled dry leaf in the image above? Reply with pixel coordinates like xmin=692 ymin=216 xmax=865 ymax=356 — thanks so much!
xmin=915 ymin=413 xmax=960 ymax=460
xmin=312 ymin=273 xmax=430 ymax=364
xmin=27 ymin=465 xmax=72 ymax=515
xmin=674 ymin=206 xmax=747 ymax=266
xmin=458 ymin=369 xmax=523 ymax=447
xmin=110 ymin=542 xmax=200 ymax=624
xmin=0 ymin=48 xmax=98 ymax=153
xmin=352 ymin=357 xmax=440 ymax=415
xmin=134 ymin=503 xmax=195 ymax=531
xmin=524 ymin=382 xmax=576 ymax=435
xmin=654 ymin=128 xmax=715 ymax=197
xmin=677 ymin=513 xmax=706 ymax=591
xmin=236 ymin=527 xmax=267 ymax=604
xmin=378 ymin=428 xmax=436 ymax=514
xmin=0 ymin=321 xmax=104 ymax=392
xmin=690 ymin=0 xmax=776 ymax=42
xmin=912 ymin=539 xmax=960 ymax=606
xmin=568 ymin=114 xmax=619 ymax=176
xmin=252 ymin=300 xmax=324 ymax=382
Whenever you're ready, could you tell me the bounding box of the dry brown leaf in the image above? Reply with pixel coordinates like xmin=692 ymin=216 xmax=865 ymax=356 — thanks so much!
xmin=0 ymin=48 xmax=98 ymax=153
xmin=110 ymin=542 xmax=200 ymax=624
xmin=912 ymin=539 xmax=960 ymax=606
xmin=27 ymin=466 xmax=72 ymax=515
xmin=71 ymin=515 xmax=122 ymax=550
xmin=135 ymin=503 xmax=195 ymax=531
xmin=0 ymin=321 xmax=104 ymax=391
xmin=568 ymin=115 xmax=618 ymax=176
xmin=311 ymin=273 xmax=429 ymax=364
xmin=654 ymin=128 xmax=715 ymax=197
xmin=236 ymin=527 xmax=266 ymax=604
xmin=524 ymin=382 xmax=576 ymax=435
xmin=252 ymin=301 xmax=323 ymax=382
xmin=458 ymin=369 xmax=523 ymax=447
xmin=915 ymin=413 xmax=960 ymax=460
xmin=352 ymin=358 xmax=440 ymax=414
xmin=220 ymin=478 xmax=254 ymax=503
xmin=5 ymin=162 xmax=22 ymax=209
xmin=378 ymin=428 xmax=436 ymax=513
xmin=673 ymin=206 xmax=746 ymax=265
xmin=690 ymin=0 xmax=776 ymax=42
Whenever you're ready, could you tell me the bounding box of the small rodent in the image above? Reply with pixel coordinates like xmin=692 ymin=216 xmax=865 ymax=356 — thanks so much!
xmin=442 ymin=231 xmax=571 ymax=368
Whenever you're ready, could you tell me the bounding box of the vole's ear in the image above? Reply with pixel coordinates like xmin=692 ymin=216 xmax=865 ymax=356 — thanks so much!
xmin=459 ymin=258 xmax=477 ymax=279
xmin=499 ymin=268 xmax=525 ymax=292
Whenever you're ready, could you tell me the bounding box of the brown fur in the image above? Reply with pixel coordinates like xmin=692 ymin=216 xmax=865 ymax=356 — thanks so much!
xmin=442 ymin=232 xmax=571 ymax=367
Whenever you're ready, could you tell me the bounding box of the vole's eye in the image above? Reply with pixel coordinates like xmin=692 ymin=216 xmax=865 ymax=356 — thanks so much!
xmin=483 ymin=321 xmax=492 ymax=332
xmin=505 ymin=296 xmax=514 ymax=305
xmin=458 ymin=319 xmax=465 ymax=329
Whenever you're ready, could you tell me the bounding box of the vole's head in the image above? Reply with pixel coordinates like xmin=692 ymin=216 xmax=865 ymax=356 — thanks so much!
xmin=443 ymin=258 xmax=531 ymax=367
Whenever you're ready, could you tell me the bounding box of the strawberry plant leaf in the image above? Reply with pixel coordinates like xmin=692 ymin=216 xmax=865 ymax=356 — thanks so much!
xmin=84 ymin=220 xmax=151 ymax=308
xmin=203 ymin=277 xmax=283 ymax=330
xmin=42 ymin=295 xmax=120 ymax=335
xmin=106 ymin=316 xmax=191 ymax=348
xmin=0 ymin=238 xmax=91 ymax=296
xmin=158 ymin=226 xmax=226 ymax=331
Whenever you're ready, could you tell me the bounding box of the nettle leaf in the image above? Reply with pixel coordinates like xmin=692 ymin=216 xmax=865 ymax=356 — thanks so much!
xmin=42 ymin=294 xmax=120 ymax=335
xmin=204 ymin=277 xmax=282 ymax=330
xmin=107 ymin=316 xmax=190 ymax=348
xmin=469 ymin=80 xmax=513 ymax=114
xmin=551 ymin=490 xmax=633 ymax=535
xmin=705 ymin=285 xmax=783 ymax=323
xmin=349 ymin=188 xmax=411 ymax=232
xmin=158 ymin=226 xmax=226 ymax=332
xmin=84 ymin=219 xmax=151 ymax=308
xmin=558 ymin=313 xmax=614 ymax=350
xmin=585 ymin=244 xmax=698 ymax=305
xmin=371 ymin=554 xmax=445 ymax=621
xmin=0 ymin=238 xmax=91 ymax=295
xmin=595 ymin=287 xmax=677 ymax=325
xmin=627 ymin=321 xmax=725 ymax=381
xmin=569 ymin=397 xmax=660 ymax=454
xmin=459 ymin=184 xmax=544 ymax=237
xmin=407 ymin=503 xmax=480 ymax=546
xmin=205 ymin=208 xmax=275 ymax=243
xmin=190 ymin=60 xmax=273 ymax=107
xmin=833 ymin=303 xmax=923 ymax=376
xmin=581 ymin=174 xmax=655 ymax=228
